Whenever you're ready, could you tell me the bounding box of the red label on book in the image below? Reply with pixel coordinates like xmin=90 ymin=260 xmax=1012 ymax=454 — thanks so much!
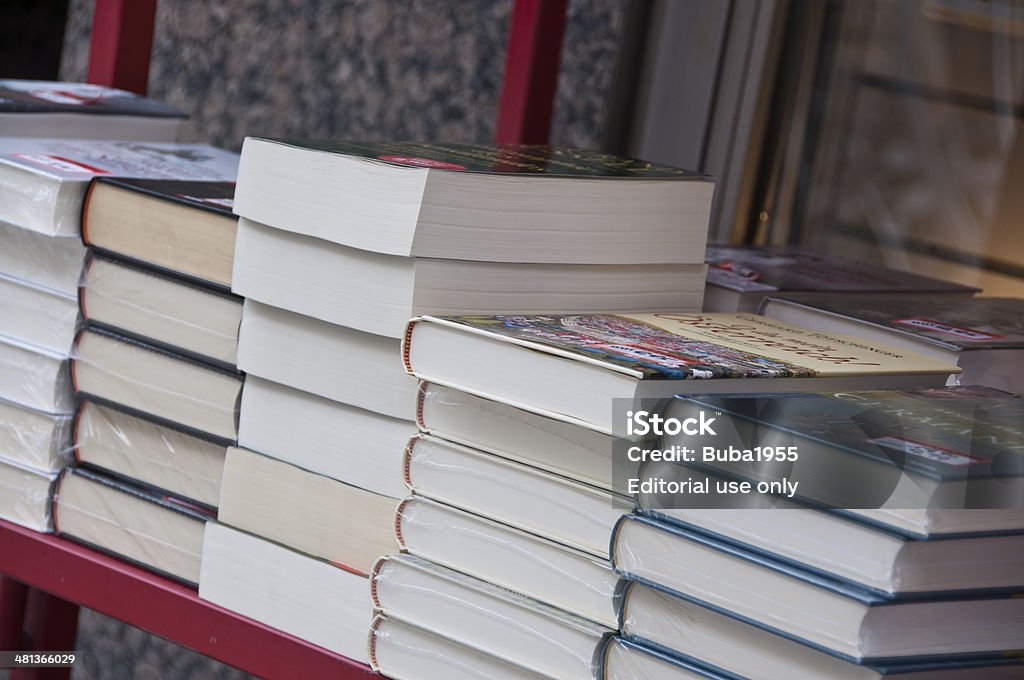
xmin=893 ymin=317 xmax=1004 ymax=341
xmin=14 ymin=154 xmax=110 ymax=175
xmin=377 ymin=155 xmax=466 ymax=170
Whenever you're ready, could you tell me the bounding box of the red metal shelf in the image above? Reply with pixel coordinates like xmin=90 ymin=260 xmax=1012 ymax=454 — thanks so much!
xmin=0 ymin=519 xmax=375 ymax=679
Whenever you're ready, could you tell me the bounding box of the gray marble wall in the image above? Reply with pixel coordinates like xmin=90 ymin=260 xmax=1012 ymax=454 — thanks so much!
xmin=58 ymin=1 xmax=626 ymax=677
xmin=61 ymin=0 xmax=626 ymax=151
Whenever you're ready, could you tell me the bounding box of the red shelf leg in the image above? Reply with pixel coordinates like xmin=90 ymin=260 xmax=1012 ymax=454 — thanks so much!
xmin=10 ymin=588 xmax=79 ymax=680
xmin=0 ymin=577 xmax=28 ymax=652
xmin=495 ymin=0 xmax=569 ymax=144
xmin=86 ymin=0 xmax=158 ymax=95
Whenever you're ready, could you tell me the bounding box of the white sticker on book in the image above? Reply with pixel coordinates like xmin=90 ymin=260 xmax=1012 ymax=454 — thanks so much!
xmin=870 ymin=436 xmax=986 ymax=467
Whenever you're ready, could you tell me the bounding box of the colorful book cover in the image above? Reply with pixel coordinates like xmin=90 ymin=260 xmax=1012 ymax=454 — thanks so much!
xmin=413 ymin=313 xmax=960 ymax=380
xmin=706 ymin=245 xmax=976 ymax=294
xmin=0 ymin=80 xmax=185 ymax=118
xmin=251 ymin=138 xmax=709 ymax=179
xmin=683 ymin=386 xmax=1024 ymax=482
xmin=771 ymin=295 xmax=1024 ymax=351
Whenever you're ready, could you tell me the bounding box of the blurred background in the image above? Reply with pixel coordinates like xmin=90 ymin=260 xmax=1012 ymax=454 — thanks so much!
xmin=4 ymin=0 xmax=1024 ymax=677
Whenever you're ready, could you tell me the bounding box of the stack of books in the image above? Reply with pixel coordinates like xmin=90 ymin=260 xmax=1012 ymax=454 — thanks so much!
xmin=0 ymin=131 xmax=236 ymax=540
xmin=614 ymin=386 xmax=1024 ymax=679
xmin=195 ymin=139 xmax=716 ymax=667
xmin=58 ymin=173 xmax=240 ymax=588
xmin=395 ymin=311 xmax=967 ymax=677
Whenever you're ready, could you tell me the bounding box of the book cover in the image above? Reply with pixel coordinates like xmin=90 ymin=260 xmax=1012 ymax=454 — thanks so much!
xmin=0 ymin=80 xmax=185 ymax=118
xmin=89 ymin=177 xmax=237 ymax=217
xmin=682 ymin=386 xmax=1024 ymax=483
xmin=0 ymin=139 xmax=238 ymax=181
xmin=249 ymin=138 xmax=709 ymax=179
xmin=769 ymin=295 xmax=1024 ymax=351
xmin=407 ymin=313 xmax=960 ymax=380
xmin=706 ymin=245 xmax=977 ymax=294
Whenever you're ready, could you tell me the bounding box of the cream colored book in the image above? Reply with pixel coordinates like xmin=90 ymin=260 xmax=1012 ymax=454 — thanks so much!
xmin=75 ymin=400 xmax=226 ymax=507
xmin=217 ymin=447 xmax=399 ymax=575
xmin=0 ymin=334 xmax=71 ymax=414
xmin=80 ymin=255 xmax=242 ymax=366
xmin=53 ymin=468 xmax=208 ymax=583
xmin=403 ymin=312 xmax=961 ymax=433
xmin=71 ymin=327 xmax=242 ymax=440
xmin=0 ymin=273 xmax=77 ymax=355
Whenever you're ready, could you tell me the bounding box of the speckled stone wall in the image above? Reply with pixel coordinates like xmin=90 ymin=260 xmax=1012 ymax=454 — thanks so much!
xmin=61 ymin=0 xmax=626 ymax=151
xmin=58 ymin=2 xmax=625 ymax=677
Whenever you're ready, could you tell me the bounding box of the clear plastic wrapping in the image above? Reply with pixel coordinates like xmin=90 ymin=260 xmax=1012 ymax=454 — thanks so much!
xmin=0 ymin=273 xmax=78 ymax=355
xmin=80 ymin=256 xmax=242 ymax=367
xmin=0 ymin=220 xmax=85 ymax=296
xmin=0 ymin=334 xmax=72 ymax=414
xmin=0 ymin=158 xmax=67 ymax=235
xmin=369 ymin=615 xmax=551 ymax=680
xmin=613 ymin=515 xmax=1024 ymax=661
xmin=0 ymin=454 xmax=56 ymax=532
xmin=396 ymin=496 xmax=621 ymax=627
xmin=0 ymin=397 xmax=72 ymax=472
xmin=602 ymin=637 xmax=727 ymax=680
xmin=371 ymin=554 xmax=610 ymax=680
xmin=53 ymin=468 xmax=206 ymax=584
xmin=404 ymin=434 xmax=624 ymax=558
xmin=72 ymin=327 xmax=241 ymax=441
xmin=416 ymin=382 xmax=628 ymax=492
xmin=618 ymin=583 xmax=1022 ymax=680
xmin=75 ymin=401 xmax=226 ymax=507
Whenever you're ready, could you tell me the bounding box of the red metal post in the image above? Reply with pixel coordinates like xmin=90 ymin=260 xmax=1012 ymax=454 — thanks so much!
xmin=10 ymin=590 xmax=79 ymax=680
xmin=495 ymin=0 xmax=570 ymax=144
xmin=86 ymin=0 xmax=158 ymax=95
xmin=0 ymin=577 xmax=28 ymax=651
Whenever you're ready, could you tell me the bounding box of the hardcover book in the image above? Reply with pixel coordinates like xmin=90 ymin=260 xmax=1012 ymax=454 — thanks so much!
xmin=0 ymin=219 xmax=86 ymax=296
xmin=234 ymin=138 xmax=715 ymax=264
xmin=0 ymin=139 xmax=238 ymax=236
xmin=620 ymin=581 xmax=1024 ymax=680
xmin=403 ymin=312 xmax=960 ymax=433
xmin=405 ymin=434 xmax=627 ymax=558
xmin=0 ymin=455 xmax=57 ymax=532
xmin=71 ymin=326 xmax=242 ymax=442
xmin=0 ymin=273 xmax=78 ymax=355
xmin=74 ymin=400 xmax=227 ymax=508
xmin=0 ymin=80 xmax=185 ymax=141
xmin=761 ymin=295 xmax=1024 ymax=393
xmin=0 ymin=334 xmax=71 ymax=414
xmin=53 ymin=467 xmax=211 ymax=585
xmin=612 ymin=516 xmax=1024 ymax=662
xmin=703 ymin=245 xmax=976 ymax=312
xmin=371 ymin=554 xmax=612 ymax=680
xmin=370 ymin=616 xmax=550 ymax=680
xmin=665 ymin=386 xmax=1024 ymax=531
xmin=0 ymin=398 xmax=71 ymax=473
xmin=83 ymin=178 xmax=238 ymax=288
xmin=79 ymin=254 xmax=242 ymax=367
xmin=396 ymin=496 xmax=621 ymax=627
